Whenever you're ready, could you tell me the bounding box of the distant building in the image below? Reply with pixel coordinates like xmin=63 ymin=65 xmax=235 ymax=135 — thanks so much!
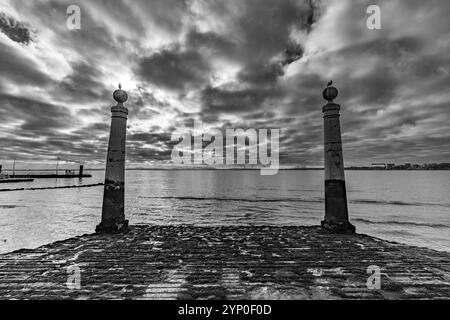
xmin=351 ymin=163 xmax=450 ymax=170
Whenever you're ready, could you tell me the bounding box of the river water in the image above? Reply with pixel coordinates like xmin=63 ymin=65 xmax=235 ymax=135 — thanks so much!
xmin=0 ymin=170 xmax=449 ymax=253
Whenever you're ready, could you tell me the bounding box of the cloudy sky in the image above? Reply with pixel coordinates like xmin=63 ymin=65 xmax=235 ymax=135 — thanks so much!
xmin=0 ymin=0 xmax=449 ymax=169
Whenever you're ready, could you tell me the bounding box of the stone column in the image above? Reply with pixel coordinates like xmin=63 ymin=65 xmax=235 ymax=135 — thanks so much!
xmin=96 ymin=85 xmax=129 ymax=234
xmin=321 ymin=82 xmax=355 ymax=234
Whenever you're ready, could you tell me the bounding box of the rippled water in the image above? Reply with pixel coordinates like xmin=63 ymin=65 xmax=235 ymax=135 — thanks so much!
xmin=0 ymin=170 xmax=449 ymax=253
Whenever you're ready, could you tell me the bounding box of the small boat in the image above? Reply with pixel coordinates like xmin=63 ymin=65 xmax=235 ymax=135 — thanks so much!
xmin=0 ymin=172 xmax=34 ymax=183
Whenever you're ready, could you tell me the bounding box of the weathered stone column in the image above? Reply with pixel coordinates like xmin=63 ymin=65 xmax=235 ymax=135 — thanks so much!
xmin=321 ymin=82 xmax=355 ymax=234
xmin=96 ymin=85 xmax=129 ymax=234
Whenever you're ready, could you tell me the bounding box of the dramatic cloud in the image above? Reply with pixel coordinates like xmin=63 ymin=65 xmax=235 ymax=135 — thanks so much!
xmin=0 ymin=40 xmax=52 ymax=86
xmin=0 ymin=0 xmax=449 ymax=168
xmin=137 ymin=48 xmax=211 ymax=91
xmin=0 ymin=12 xmax=33 ymax=44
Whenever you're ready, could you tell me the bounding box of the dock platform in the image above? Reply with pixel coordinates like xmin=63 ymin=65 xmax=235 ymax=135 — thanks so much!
xmin=8 ymin=174 xmax=92 ymax=179
xmin=0 ymin=178 xmax=34 ymax=183
xmin=0 ymin=225 xmax=448 ymax=300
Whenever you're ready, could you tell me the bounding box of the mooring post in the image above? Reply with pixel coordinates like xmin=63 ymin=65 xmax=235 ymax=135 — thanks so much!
xmin=79 ymin=165 xmax=84 ymax=178
xmin=96 ymin=85 xmax=129 ymax=234
xmin=321 ymin=82 xmax=355 ymax=234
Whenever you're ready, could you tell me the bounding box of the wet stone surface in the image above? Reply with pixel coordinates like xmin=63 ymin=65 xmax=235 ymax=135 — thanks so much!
xmin=0 ymin=225 xmax=448 ymax=299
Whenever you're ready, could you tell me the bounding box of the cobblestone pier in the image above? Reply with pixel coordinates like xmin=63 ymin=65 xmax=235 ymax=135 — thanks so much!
xmin=0 ymin=225 xmax=448 ymax=300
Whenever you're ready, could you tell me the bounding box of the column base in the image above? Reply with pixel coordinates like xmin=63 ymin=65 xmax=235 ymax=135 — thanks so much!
xmin=95 ymin=219 xmax=129 ymax=234
xmin=321 ymin=220 xmax=356 ymax=234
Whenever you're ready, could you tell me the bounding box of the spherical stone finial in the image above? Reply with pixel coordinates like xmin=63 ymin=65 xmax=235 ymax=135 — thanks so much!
xmin=323 ymin=81 xmax=338 ymax=102
xmin=113 ymin=83 xmax=128 ymax=104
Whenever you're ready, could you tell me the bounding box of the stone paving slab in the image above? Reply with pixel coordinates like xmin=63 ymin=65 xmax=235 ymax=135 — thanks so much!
xmin=0 ymin=225 xmax=449 ymax=300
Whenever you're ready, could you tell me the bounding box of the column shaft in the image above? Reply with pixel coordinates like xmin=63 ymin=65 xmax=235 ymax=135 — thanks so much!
xmin=96 ymin=105 xmax=129 ymax=233
xmin=321 ymin=102 xmax=355 ymax=234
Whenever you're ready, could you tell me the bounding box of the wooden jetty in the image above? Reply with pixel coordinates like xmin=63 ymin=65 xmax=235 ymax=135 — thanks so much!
xmin=8 ymin=174 xmax=91 ymax=179
xmin=1 ymin=164 xmax=91 ymax=179
xmin=0 ymin=178 xmax=34 ymax=183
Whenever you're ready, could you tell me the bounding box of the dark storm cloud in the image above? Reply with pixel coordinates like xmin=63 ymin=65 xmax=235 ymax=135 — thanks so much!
xmin=235 ymin=43 xmax=305 ymax=87
xmin=55 ymin=61 xmax=111 ymax=103
xmin=132 ymin=0 xmax=188 ymax=33
xmin=1 ymin=0 xmax=450 ymax=166
xmin=196 ymin=0 xmax=316 ymax=120
xmin=0 ymin=116 xmax=111 ymax=162
xmin=283 ymin=72 xmax=326 ymax=116
xmin=237 ymin=63 xmax=285 ymax=85
xmin=126 ymin=132 xmax=175 ymax=163
xmin=325 ymin=36 xmax=427 ymax=108
xmin=0 ymin=93 xmax=88 ymax=160
xmin=0 ymin=42 xmax=52 ymax=86
xmin=128 ymin=132 xmax=173 ymax=145
xmin=78 ymin=122 xmax=110 ymax=134
xmin=272 ymin=0 xmax=450 ymax=165
xmin=306 ymin=25 xmax=450 ymax=165
xmin=223 ymin=0 xmax=315 ymax=62
xmin=137 ymin=48 xmax=211 ymax=91
xmin=0 ymin=12 xmax=33 ymax=44
xmin=0 ymin=94 xmax=72 ymax=135
xmin=201 ymin=85 xmax=282 ymax=114
xmin=185 ymin=29 xmax=236 ymax=56
xmin=281 ymin=42 xmax=305 ymax=66
xmin=127 ymin=147 xmax=173 ymax=162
